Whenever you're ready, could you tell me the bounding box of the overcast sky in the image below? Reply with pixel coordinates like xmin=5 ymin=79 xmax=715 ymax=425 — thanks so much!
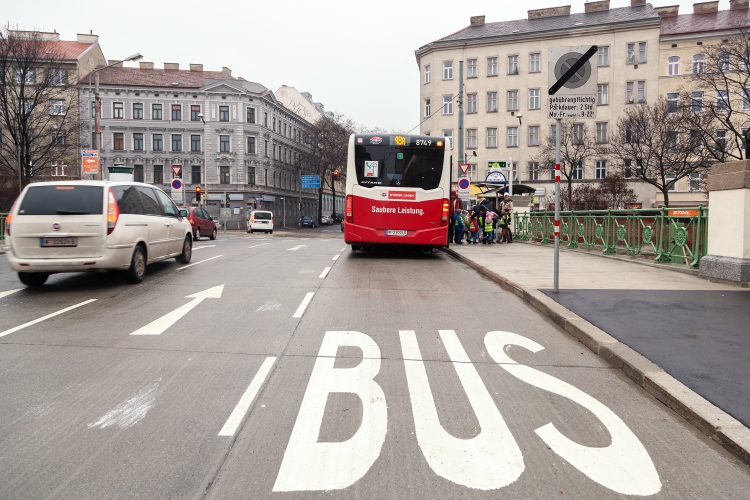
xmin=6 ymin=0 xmax=719 ymax=131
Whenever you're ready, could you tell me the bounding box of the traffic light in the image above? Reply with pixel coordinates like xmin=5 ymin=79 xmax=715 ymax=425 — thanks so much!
xmin=195 ymin=186 xmax=202 ymax=202
xmin=253 ymin=200 xmax=257 ymax=209
xmin=333 ymin=170 xmax=340 ymax=180
xmin=226 ymin=193 xmax=231 ymax=205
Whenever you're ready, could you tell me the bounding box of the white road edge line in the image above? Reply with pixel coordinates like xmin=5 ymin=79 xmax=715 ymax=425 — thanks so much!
xmin=0 ymin=289 xmax=22 ymax=300
xmin=193 ymin=245 xmax=216 ymax=250
xmin=175 ymin=255 xmax=222 ymax=271
xmin=319 ymin=267 xmax=331 ymax=278
xmin=332 ymin=254 xmax=340 ymax=261
xmin=340 ymin=247 xmax=346 ymax=252
xmin=248 ymin=243 xmax=270 ymax=249
xmin=293 ymin=292 xmax=315 ymax=318
xmin=0 ymin=299 xmax=97 ymax=338
xmin=218 ymin=356 xmax=277 ymax=437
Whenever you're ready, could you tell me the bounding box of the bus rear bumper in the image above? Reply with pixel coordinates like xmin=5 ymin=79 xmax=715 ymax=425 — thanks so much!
xmin=344 ymin=224 xmax=447 ymax=247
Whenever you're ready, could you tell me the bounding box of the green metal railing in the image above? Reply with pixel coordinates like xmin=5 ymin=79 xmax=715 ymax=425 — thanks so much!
xmin=0 ymin=213 xmax=6 ymax=241
xmin=513 ymin=206 xmax=709 ymax=268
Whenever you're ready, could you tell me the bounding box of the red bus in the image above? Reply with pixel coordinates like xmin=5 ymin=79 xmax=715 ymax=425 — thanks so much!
xmin=343 ymin=134 xmax=450 ymax=250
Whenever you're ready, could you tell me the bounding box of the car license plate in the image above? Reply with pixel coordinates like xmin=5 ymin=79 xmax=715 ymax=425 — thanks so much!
xmin=386 ymin=230 xmax=407 ymax=236
xmin=40 ymin=237 xmax=77 ymax=247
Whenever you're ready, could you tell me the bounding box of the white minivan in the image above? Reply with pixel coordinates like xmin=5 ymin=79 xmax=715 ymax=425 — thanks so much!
xmin=3 ymin=181 xmax=194 ymax=286
xmin=246 ymin=210 xmax=274 ymax=234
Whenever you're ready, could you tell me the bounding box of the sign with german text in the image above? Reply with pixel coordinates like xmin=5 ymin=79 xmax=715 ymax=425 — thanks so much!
xmin=81 ymin=150 xmax=99 ymax=174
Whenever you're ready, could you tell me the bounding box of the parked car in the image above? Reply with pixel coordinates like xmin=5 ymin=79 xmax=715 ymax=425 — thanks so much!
xmin=332 ymin=214 xmax=343 ymax=223
xmin=3 ymin=181 xmax=193 ymax=286
xmin=247 ymin=210 xmax=274 ymax=234
xmin=301 ymin=216 xmax=318 ymax=228
xmin=320 ymin=215 xmax=333 ymax=225
xmin=210 ymin=216 xmax=221 ymax=229
xmin=180 ymin=206 xmax=217 ymax=240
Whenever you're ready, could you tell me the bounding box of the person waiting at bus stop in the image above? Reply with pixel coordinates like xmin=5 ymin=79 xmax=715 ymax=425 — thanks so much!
xmin=482 ymin=211 xmax=496 ymax=244
xmin=467 ymin=212 xmax=479 ymax=243
xmin=453 ymin=211 xmax=465 ymax=244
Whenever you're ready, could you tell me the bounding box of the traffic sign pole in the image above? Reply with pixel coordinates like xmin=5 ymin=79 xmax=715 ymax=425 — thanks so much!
xmin=554 ymin=119 xmax=561 ymax=293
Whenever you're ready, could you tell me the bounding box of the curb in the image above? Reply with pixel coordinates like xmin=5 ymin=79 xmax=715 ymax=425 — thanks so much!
xmin=444 ymin=247 xmax=750 ymax=466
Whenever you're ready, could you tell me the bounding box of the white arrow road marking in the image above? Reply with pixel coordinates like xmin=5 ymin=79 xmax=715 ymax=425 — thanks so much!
xmin=219 ymin=357 xmax=277 ymax=436
xmin=175 ymin=255 xmax=222 ymax=271
xmin=130 ymin=285 xmax=224 ymax=336
xmin=0 ymin=289 xmax=22 ymax=300
xmin=248 ymin=243 xmax=270 ymax=249
xmin=287 ymin=245 xmax=308 ymax=251
xmin=332 ymin=254 xmax=340 ymax=261
xmin=192 ymin=245 xmax=216 ymax=250
xmin=293 ymin=292 xmax=314 ymax=318
xmin=319 ymin=267 xmax=331 ymax=278
xmin=0 ymin=299 xmax=97 ymax=338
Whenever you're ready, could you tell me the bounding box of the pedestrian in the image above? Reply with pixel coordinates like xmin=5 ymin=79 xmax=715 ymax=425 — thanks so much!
xmin=501 ymin=194 xmax=514 ymax=243
xmin=453 ymin=210 xmax=465 ymax=244
xmin=461 ymin=210 xmax=470 ymax=242
xmin=467 ymin=212 xmax=479 ymax=243
xmin=483 ymin=211 xmax=495 ymax=244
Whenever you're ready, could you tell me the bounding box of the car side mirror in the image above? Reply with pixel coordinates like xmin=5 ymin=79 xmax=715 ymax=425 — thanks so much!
xmin=178 ymin=209 xmax=189 ymax=218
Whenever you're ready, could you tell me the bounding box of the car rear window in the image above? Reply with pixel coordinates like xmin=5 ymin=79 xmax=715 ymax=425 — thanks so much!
xmin=18 ymin=185 xmax=104 ymax=215
xmin=254 ymin=212 xmax=272 ymax=220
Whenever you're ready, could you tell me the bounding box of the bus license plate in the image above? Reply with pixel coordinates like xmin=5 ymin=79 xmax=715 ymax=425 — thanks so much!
xmin=386 ymin=230 xmax=407 ymax=236
xmin=40 ymin=237 xmax=77 ymax=247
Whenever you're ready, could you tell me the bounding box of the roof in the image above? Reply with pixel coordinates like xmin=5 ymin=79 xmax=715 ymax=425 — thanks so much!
xmin=38 ymin=40 xmax=95 ymax=60
xmin=661 ymin=9 xmax=750 ymax=37
xmin=82 ymin=66 xmax=235 ymax=88
xmin=429 ymin=5 xmax=660 ymax=46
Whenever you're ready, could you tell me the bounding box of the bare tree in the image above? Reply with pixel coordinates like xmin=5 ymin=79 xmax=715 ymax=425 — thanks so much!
xmin=534 ymin=120 xmax=604 ymax=210
xmin=598 ymin=173 xmax=638 ymax=209
xmin=309 ymin=112 xmax=355 ymax=220
xmin=608 ymin=98 xmax=714 ymax=207
xmin=0 ymin=25 xmax=79 ymax=202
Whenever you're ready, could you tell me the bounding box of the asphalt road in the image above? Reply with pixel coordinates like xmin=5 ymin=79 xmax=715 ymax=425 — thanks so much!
xmin=0 ymin=234 xmax=748 ymax=499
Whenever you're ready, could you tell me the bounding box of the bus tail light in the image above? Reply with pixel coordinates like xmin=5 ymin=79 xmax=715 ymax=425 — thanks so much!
xmin=107 ymin=188 xmax=120 ymax=235
xmin=345 ymin=195 xmax=353 ymax=223
xmin=440 ymin=198 xmax=450 ymax=226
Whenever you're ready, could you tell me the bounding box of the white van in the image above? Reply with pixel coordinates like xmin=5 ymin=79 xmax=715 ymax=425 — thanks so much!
xmin=3 ymin=181 xmax=193 ymax=286
xmin=247 ymin=210 xmax=274 ymax=234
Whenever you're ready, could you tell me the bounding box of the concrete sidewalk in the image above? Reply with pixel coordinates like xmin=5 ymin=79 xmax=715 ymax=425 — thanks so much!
xmin=446 ymin=241 xmax=750 ymax=465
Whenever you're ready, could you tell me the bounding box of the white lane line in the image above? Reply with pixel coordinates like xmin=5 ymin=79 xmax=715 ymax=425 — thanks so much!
xmin=340 ymin=247 xmax=346 ymax=252
xmin=193 ymin=245 xmax=216 ymax=250
xmin=218 ymin=356 xmax=277 ymax=437
xmin=244 ymin=237 xmax=271 ymax=240
xmin=0 ymin=299 xmax=97 ymax=338
xmin=248 ymin=243 xmax=270 ymax=249
xmin=287 ymin=245 xmax=307 ymax=251
xmin=293 ymin=292 xmax=315 ymax=318
xmin=175 ymin=255 xmax=222 ymax=271
xmin=319 ymin=267 xmax=331 ymax=278
xmin=0 ymin=289 xmax=22 ymax=300
xmin=332 ymin=254 xmax=340 ymax=261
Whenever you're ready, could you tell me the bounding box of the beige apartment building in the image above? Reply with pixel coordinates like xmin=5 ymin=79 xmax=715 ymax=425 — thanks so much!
xmin=416 ymin=0 xmax=662 ymax=207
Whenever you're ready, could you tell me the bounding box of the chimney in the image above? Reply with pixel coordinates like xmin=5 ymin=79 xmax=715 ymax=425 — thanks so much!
xmin=107 ymin=60 xmax=123 ymax=67
xmin=693 ymin=1 xmax=719 ymax=14
xmin=730 ymin=0 xmax=749 ymax=9
xmin=655 ymin=5 xmax=680 ymax=17
xmin=584 ymin=1 xmax=610 ymax=13
xmin=77 ymin=33 xmax=99 ymax=43
xmin=631 ymin=0 xmax=646 ymax=6
xmin=164 ymin=63 xmax=180 ymax=70
xmin=470 ymin=15 xmax=485 ymax=26
xmin=189 ymin=63 xmax=203 ymax=72
xmin=139 ymin=61 xmax=154 ymax=69
xmin=528 ymin=5 xmax=571 ymax=19
xmin=222 ymin=67 xmax=232 ymax=76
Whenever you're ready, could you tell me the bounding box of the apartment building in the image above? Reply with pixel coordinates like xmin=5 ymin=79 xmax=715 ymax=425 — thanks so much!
xmin=415 ymin=0 xmax=662 ymax=206
xmin=84 ymin=63 xmax=318 ymax=224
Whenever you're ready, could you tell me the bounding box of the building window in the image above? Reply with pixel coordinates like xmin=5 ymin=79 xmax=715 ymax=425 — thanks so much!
xmin=113 ymin=133 xmax=124 ymax=150
xmin=597 ymin=84 xmax=609 ymax=105
xmin=716 ymin=129 xmax=729 ymax=153
xmin=16 ymin=68 xmax=34 ymax=84
xmin=443 ymin=61 xmax=453 ymax=80
xmin=595 ymin=160 xmax=607 ymax=179
xmin=220 ymin=166 xmax=230 ymax=184
xmin=264 ymin=112 xmax=268 ymax=127
xmin=597 ymin=46 xmax=609 ymax=67
xmin=627 ymin=43 xmax=647 ymax=64
xmin=51 ymin=162 xmax=67 ymax=176
xmin=668 ymin=56 xmax=680 ymax=76
xmin=693 ymin=54 xmax=705 ymax=74
xmin=529 ymin=53 xmax=541 ymax=73
xmin=467 ymin=163 xmax=477 ymax=182
xmin=443 ymin=130 xmax=453 ymax=149
xmin=442 ymin=95 xmax=453 ymax=115
xmin=424 ymin=98 xmax=431 ymax=117
xmin=528 ymin=161 xmax=541 ymax=181
xmin=743 ymin=92 xmax=750 ymax=110
xmin=507 ymin=55 xmax=518 ymax=74
xmin=689 ymin=172 xmax=702 ymax=192
xmin=219 ymin=135 xmax=230 ymax=153
xmin=507 ymin=127 xmax=518 ymax=147
xmin=50 ymin=99 xmax=66 ymax=115
xmin=529 ymin=126 xmax=539 ymax=146
xmin=487 ymin=92 xmax=498 ymax=112
xmin=666 ymin=173 xmax=677 ymax=192
xmin=717 ymin=90 xmax=730 ymax=112
xmin=133 ymin=103 xmax=143 ymax=119
xmin=572 ymin=162 xmax=584 ymax=180
xmin=153 ymin=134 xmax=163 ymax=151
xmin=596 ymin=122 xmax=608 ymax=143
xmin=191 ymin=135 xmax=201 ymax=152
xmin=626 ymin=82 xmax=634 ymax=103
xmin=573 ymin=123 xmax=584 ymax=144
xmin=424 ymin=64 xmax=431 ymax=84
xmin=466 ymin=129 xmax=477 ymax=149
xmin=272 ymin=117 xmax=276 ymax=130
xmin=638 ymin=81 xmax=646 ymax=102
xmin=247 ymin=136 xmax=256 ymax=154
xmin=171 ymin=134 xmax=182 ymax=151
xmin=529 ymin=89 xmax=540 ymax=109
xmin=666 ymin=93 xmax=679 ymax=113
xmin=247 ymin=166 xmax=256 ymax=185
xmin=153 ymin=165 xmax=164 ymax=184
xmin=192 ymin=165 xmax=201 ymax=184
xmin=152 ymin=104 xmax=162 ymax=120
xmin=487 ymin=128 xmax=497 ymax=148
xmin=718 ymin=52 xmax=731 ymax=72
xmin=113 ymin=102 xmax=123 ymax=119
xmin=49 ymin=68 xmax=67 ymax=85
xmin=247 ymin=107 xmax=256 ymax=123
xmin=134 ymin=164 xmax=144 ymax=182
xmin=191 ymin=105 xmax=201 ymax=121
xmin=172 ymin=105 xmax=181 ymax=121
xmin=133 ymin=133 xmax=144 ymax=151
xmin=467 ymin=59 xmax=477 ymax=78
xmin=550 ymin=124 xmax=558 ymax=142
xmin=51 ymin=131 xmax=66 ymax=146
xmin=487 ymin=57 xmax=498 ymax=76
xmin=507 ymin=90 xmax=518 ymax=111
xmin=264 ymin=140 xmax=268 ymax=156
xmin=467 ymin=94 xmax=477 ymax=113
xmin=627 ymin=81 xmax=646 ymax=103
xmin=219 ymin=105 xmax=229 ymax=122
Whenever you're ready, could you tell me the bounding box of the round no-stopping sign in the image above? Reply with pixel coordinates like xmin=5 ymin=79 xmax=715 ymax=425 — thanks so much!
xmin=172 ymin=179 xmax=182 ymax=190
xmin=458 ymin=178 xmax=470 ymax=190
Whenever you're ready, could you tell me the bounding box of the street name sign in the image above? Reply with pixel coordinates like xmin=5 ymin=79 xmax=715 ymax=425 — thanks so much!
xmin=548 ymin=46 xmax=598 ymax=119
xmin=302 ymin=175 xmax=321 ymax=189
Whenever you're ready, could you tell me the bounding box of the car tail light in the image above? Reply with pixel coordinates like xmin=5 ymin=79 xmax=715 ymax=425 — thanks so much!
xmin=251 ymin=216 xmax=255 ymax=223
xmin=271 ymin=217 xmax=274 ymax=224
xmin=107 ymin=188 xmax=119 ymax=235
xmin=440 ymin=198 xmax=450 ymax=226
xmin=345 ymin=195 xmax=353 ymax=223
xmin=188 ymin=218 xmax=194 ymax=224
xmin=5 ymin=200 xmax=16 ymax=236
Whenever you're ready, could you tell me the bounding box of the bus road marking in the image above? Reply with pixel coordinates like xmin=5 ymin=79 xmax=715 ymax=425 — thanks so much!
xmin=0 ymin=289 xmax=22 ymax=300
xmin=319 ymin=267 xmax=331 ymax=278
xmin=248 ymin=243 xmax=270 ymax=249
xmin=175 ymin=255 xmax=222 ymax=271
xmin=332 ymin=254 xmax=340 ymax=261
xmin=219 ymin=356 xmax=278 ymax=437
xmin=293 ymin=292 xmax=315 ymax=318
xmin=0 ymin=299 xmax=97 ymax=338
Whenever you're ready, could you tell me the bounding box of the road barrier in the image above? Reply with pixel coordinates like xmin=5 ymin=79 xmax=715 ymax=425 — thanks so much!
xmin=513 ymin=206 xmax=708 ymax=268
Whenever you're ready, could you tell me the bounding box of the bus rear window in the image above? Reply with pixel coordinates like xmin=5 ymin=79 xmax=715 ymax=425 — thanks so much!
xmin=18 ymin=185 xmax=104 ymax=215
xmin=354 ymin=145 xmax=443 ymax=190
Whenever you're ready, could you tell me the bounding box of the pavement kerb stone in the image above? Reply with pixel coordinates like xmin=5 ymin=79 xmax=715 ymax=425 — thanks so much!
xmin=443 ymin=246 xmax=750 ymax=466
